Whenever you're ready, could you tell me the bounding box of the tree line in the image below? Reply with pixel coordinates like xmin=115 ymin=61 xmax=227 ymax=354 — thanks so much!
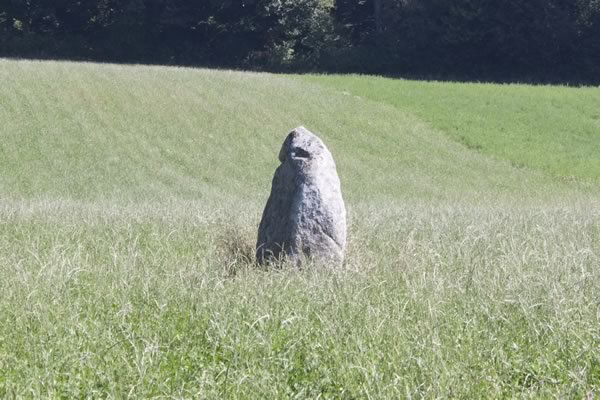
xmin=1 ymin=0 xmax=599 ymax=83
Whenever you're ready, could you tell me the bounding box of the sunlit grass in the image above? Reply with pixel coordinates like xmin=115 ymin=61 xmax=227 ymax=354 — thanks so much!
xmin=302 ymin=74 xmax=600 ymax=180
xmin=0 ymin=59 xmax=599 ymax=398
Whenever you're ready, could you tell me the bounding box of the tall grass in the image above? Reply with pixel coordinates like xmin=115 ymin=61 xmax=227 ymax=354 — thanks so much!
xmin=1 ymin=202 xmax=598 ymax=397
xmin=0 ymin=60 xmax=599 ymax=398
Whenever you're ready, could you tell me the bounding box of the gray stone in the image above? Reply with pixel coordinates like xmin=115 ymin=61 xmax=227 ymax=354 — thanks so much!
xmin=256 ymin=126 xmax=347 ymax=265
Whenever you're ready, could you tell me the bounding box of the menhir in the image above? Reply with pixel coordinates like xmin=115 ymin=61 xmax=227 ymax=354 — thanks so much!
xmin=256 ymin=126 xmax=346 ymax=266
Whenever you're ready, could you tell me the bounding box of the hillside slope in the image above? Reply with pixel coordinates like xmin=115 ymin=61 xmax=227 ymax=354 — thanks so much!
xmin=0 ymin=60 xmax=582 ymax=206
xmin=302 ymin=74 xmax=600 ymax=180
xmin=1 ymin=60 xmax=599 ymax=398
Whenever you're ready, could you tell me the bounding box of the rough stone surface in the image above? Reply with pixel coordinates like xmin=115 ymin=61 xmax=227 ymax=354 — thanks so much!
xmin=256 ymin=126 xmax=346 ymax=265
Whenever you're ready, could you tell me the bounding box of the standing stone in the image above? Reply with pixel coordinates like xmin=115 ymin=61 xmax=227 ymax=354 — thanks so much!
xmin=256 ymin=126 xmax=347 ymax=265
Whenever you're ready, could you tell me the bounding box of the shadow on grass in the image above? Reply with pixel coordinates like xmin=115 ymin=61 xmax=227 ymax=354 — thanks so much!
xmin=215 ymin=227 xmax=303 ymax=277
xmin=3 ymin=53 xmax=599 ymax=87
xmin=215 ymin=226 xmax=256 ymax=278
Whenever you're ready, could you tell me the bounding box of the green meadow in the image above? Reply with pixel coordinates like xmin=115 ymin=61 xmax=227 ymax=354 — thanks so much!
xmin=0 ymin=59 xmax=599 ymax=398
xmin=301 ymin=74 xmax=600 ymax=180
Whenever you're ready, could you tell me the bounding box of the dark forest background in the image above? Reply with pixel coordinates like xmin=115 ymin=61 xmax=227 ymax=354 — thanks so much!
xmin=1 ymin=0 xmax=599 ymax=83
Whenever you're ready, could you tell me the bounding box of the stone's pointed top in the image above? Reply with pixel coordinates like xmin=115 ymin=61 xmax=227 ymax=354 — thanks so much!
xmin=278 ymin=126 xmax=327 ymax=163
xmin=292 ymin=125 xmax=308 ymax=134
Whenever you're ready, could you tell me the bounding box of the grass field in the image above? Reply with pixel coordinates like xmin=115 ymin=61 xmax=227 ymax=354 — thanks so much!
xmin=1 ymin=59 xmax=599 ymax=398
xmin=301 ymin=74 xmax=600 ymax=181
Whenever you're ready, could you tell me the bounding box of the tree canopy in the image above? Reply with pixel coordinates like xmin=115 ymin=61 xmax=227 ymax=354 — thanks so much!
xmin=1 ymin=0 xmax=599 ymax=83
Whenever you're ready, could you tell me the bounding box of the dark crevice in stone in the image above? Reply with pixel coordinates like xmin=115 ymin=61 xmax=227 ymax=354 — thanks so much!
xmin=292 ymin=147 xmax=310 ymax=159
